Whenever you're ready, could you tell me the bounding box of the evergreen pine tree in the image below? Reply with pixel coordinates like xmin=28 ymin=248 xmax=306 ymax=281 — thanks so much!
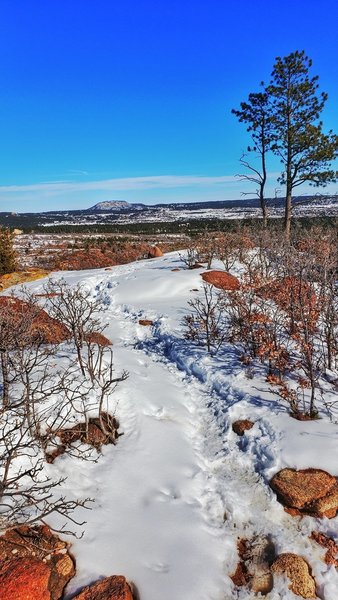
xmin=0 ymin=228 xmax=17 ymax=275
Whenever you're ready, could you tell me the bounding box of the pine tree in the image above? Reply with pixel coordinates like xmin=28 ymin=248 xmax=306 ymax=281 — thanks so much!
xmin=0 ymin=228 xmax=16 ymax=275
xmin=232 ymin=91 xmax=272 ymax=227
xmin=267 ymin=50 xmax=338 ymax=239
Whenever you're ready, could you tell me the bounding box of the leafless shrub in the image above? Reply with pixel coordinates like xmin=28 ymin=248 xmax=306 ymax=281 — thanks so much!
xmin=184 ymin=284 xmax=228 ymax=354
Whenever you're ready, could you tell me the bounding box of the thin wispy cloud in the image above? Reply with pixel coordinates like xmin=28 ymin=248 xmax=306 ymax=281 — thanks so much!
xmin=0 ymin=175 xmax=239 ymax=195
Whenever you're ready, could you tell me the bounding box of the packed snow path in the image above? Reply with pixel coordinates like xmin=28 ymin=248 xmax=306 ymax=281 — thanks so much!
xmin=17 ymin=253 xmax=338 ymax=599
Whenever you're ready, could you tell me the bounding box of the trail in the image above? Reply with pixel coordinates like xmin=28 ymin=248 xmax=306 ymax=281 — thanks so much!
xmin=23 ymin=254 xmax=338 ymax=599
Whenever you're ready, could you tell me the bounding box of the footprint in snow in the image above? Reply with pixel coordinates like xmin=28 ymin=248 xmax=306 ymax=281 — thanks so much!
xmin=147 ymin=561 xmax=170 ymax=573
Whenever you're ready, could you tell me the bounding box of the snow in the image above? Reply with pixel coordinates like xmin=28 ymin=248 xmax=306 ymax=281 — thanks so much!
xmin=5 ymin=252 xmax=338 ymax=599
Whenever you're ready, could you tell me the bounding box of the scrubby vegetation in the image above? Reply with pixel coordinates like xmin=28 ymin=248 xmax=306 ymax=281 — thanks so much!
xmin=0 ymin=283 xmax=127 ymax=532
xmin=184 ymin=225 xmax=338 ymax=419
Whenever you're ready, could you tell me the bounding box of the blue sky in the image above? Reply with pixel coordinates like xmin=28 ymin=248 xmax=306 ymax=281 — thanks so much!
xmin=0 ymin=0 xmax=337 ymax=212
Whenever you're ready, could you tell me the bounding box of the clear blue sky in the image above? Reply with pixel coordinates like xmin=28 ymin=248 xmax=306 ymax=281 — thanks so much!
xmin=0 ymin=0 xmax=337 ymax=212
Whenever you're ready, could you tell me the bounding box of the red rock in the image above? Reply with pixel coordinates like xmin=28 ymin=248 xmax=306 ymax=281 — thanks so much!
xmin=0 ymin=296 xmax=70 ymax=345
xmin=310 ymin=531 xmax=338 ymax=566
xmin=0 ymin=525 xmax=75 ymax=600
xmin=138 ymin=319 xmax=154 ymax=326
xmin=270 ymin=468 xmax=338 ymax=518
xmin=56 ymin=413 xmax=119 ymax=452
xmin=148 ymin=246 xmax=163 ymax=258
xmin=84 ymin=331 xmax=113 ymax=346
xmin=201 ymin=270 xmax=240 ymax=290
xmin=232 ymin=420 xmax=254 ymax=436
xmin=72 ymin=575 xmax=133 ymax=600
xmin=0 ymin=557 xmax=51 ymax=600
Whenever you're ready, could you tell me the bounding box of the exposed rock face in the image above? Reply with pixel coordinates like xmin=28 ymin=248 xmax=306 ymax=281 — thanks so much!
xmin=148 ymin=246 xmax=163 ymax=258
xmin=0 ymin=525 xmax=75 ymax=600
xmin=272 ymin=553 xmax=316 ymax=598
xmin=232 ymin=419 xmax=254 ymax=436
xmin=0 ymin=296 xmax=70 ymax=344
xmin=201 ymin=270 xmax=240 ymax=290
xmin=270 ymin=468 xmax=338 ymax=518
xmin=72 ymin=575 xmax=134 ymax=600
xmin=0 ymin=557 xmax=51 ymax=600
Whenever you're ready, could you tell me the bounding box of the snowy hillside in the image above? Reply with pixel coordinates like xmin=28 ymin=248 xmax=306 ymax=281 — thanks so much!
xmin=6 ymin=252 xmax=338 ymax=599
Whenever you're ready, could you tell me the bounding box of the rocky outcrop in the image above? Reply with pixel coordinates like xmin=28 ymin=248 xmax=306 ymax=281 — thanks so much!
xmin=270 ymin=468 xmax=338 ymax=518
xmin=272 ymin=553 xmax=316 ymax=598
xmin=232 ymin=420 xmax=254 ymax=436
xmin=201 ymin=270 xmax=240 ymax=290
xmin=0 ymin=296 xmax=70 ymax=345
xmin=72 ymin=575 xmax=133 ymax=599
xmin=0 ymin=525 xmax=75 ymax=600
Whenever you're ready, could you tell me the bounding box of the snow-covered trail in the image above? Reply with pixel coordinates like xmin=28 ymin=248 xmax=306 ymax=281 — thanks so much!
xmin=15 ymin=252 xmax=338 ymax=599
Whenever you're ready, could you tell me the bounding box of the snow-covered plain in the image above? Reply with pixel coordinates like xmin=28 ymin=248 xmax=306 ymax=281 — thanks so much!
xmin=8 ymin=252 xmax=338 ymax=599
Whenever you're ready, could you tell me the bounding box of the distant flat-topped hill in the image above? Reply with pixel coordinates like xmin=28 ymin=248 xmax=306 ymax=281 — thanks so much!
xmin=88 ymin=200 xmax=146 ymax=211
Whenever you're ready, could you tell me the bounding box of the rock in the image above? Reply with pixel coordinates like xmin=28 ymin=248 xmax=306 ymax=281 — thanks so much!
xmin=232 ymin=419 xmax=254 ymax=436
xmin=49 ymin=554 xmax=75 ymax=600
xmin=171 ymin=268 xmax=180 ymax=272
xmin=310 ymin=531 xmax=338 ymax=566
xmin=270 ymin=468 xmax=338 ymax=517
xmin=84 ymin=332 xmax=113 ymax=346
xmin=72 ymin=575 xmax=133 ymax=600
xmin=0 ymin=557 xmax=51 ymax=600
xmin=231 ymin=536 xmax=275 ymax=595
xmin=138 ymin=319 xmax=154 ymax=326
xmin=307 ymin=482 xmax=338 ymax=517
xmin=272 ymin=553 xmax=316 ymax=598
xmin=56 ymin=413 xmax=119 ymax=452
xmin=201 ymin=270 xmax=240 ymax=290
xmin=0 ymin=525 xmax=75 ymax=600
xmin=148 ymin=246 xmax=163 ymax=258
xmin=0 ymin=296 xmax=70 ymax=345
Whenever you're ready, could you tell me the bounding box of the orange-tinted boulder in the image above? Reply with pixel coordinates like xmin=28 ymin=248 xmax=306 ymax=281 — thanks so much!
xmin=272 ymin=553 xmax=316 ymax=598
xmin=270 ymin=468 xmax=338 ymax=518
xmin=148 ymin=246 xmax=163 ymax=258
xmin=0 ymin=525 xmax=75 ymax=600
xmin=201 ymin=270 xmax=240 ymax=290
xmin=0 ymin=558 xmax=51 ymax=600
xmin=72 ymin=575 xmax=133 ymax=600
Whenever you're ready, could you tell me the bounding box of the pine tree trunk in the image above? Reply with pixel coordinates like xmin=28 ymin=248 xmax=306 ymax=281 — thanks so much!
xmin=284 ymin=190 xmax=292 ymax=240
